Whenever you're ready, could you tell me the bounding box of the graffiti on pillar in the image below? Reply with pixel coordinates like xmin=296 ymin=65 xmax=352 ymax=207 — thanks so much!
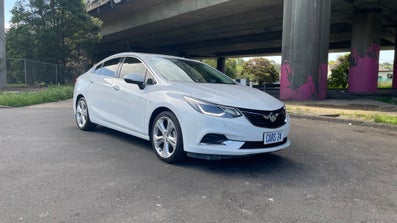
xmin=281 ymin=60 xmax=315 ymax=100
xmin=280 ymin=60 xmax=327 ymax=100
xmin=348 ymin=43 xmax=380 ymax=92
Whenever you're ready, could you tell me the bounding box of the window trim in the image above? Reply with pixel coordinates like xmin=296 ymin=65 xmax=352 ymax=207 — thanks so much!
xmin=119 ymin=56 xmax=158 ymax=85
xmin=94 ymin=57 xmax=123 ymax=78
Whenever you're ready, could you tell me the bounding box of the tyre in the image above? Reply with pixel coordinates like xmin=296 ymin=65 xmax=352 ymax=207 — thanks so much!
xmin=151 ymin=111 xmax=185 ymax=163
xmin=75 ymin=97 xmax=96 ymax=131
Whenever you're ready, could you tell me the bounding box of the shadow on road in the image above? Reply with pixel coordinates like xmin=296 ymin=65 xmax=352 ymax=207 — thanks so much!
xmin=179 ymin=153 xmax=300 ymax=176
xmin=93 ymin=125 xmax=152 ymax=148
xmin=87 ymin=125 xmax=301 ymax=178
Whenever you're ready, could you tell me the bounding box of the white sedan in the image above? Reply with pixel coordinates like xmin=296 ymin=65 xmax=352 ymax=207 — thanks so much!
xmin=73 ymin=52 xmax=290 ymax=163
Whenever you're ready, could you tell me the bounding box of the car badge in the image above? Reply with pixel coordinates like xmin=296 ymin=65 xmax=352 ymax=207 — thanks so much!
xmin=263 ymin=112 xmax=278 ymax=123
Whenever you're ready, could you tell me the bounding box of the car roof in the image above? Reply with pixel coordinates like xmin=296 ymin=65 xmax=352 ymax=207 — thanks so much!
xmin=109 ymin=52 xmax=189 ymax=61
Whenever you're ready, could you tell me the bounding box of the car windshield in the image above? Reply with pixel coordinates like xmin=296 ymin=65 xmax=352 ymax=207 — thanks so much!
xmin=148 ymin=57 xmax=236 ymax=84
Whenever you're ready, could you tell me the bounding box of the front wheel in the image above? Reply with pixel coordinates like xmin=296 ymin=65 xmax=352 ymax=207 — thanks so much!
xmin=75 ymin=97 xmax=96 ymax=131
xmin=151 ymin=111 xmax=185 ymax=163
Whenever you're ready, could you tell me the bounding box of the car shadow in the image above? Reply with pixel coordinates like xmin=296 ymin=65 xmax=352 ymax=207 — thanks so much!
xmin=179 ymin=153 xmax=300 ymax=176
xmin=88 ymin=126 xmax=301 ymax=177
xmin=93 ymin=125 xmax=152 ymax=149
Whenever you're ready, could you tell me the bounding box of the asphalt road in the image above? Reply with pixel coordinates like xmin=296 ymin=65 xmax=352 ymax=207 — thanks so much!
xmin=0 ymin=105 xmax=396 ymax=223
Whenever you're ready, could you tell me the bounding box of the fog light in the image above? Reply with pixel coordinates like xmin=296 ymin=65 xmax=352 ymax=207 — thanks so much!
xmin=200 ymin=134 xmax=228 ymax=145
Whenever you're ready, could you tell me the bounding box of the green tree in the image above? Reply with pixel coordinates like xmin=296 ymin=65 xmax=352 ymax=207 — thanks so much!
xmin=328 ymin=54 xmax=350 ymax=88
xmin=200 ymin=59 xmax=217 ymax=68
xmin=6 ymin=0 xmax=102 ymax=81
xmin=225 ymin=58 xmax=244 ymax=79
xmin=199 ymin=58 xmax=244 ymax=79
xmin=380 ymin=62 xmax=393 ymax=70
xmin=240 ymin=58 xmax=279 ymax=85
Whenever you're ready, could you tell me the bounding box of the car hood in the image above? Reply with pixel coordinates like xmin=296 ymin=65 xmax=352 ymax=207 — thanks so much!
xmin=170 ymin=82 xmax=284 ymax=110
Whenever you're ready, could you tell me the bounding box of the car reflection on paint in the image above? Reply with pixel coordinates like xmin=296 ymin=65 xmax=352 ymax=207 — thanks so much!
xmin=73 ymin=52 xmax=291 ymax=163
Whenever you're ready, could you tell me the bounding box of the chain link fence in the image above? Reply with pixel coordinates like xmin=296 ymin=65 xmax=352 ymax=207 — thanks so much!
xmin=6 ymin=58 xmax=83 ymax=85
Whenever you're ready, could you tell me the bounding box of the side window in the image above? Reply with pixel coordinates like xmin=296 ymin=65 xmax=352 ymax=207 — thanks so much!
xmin=120 ymin=57 xmax=147 ymax=79
xmin=96 ymin=58 xmax=121 ymax=77
xmin=93 ymin=64 xmax=103 ymax=74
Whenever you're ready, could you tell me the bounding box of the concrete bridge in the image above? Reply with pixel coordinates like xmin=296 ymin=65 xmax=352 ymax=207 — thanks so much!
xmin=69 ymin=1 xmax=397 ymax=99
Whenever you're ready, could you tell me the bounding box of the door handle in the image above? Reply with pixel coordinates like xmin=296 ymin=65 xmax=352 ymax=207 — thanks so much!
xmin=89 ymin=79 xmax=94 ymax=83
xmin=113 ymin=85 xmax=120 ymax=91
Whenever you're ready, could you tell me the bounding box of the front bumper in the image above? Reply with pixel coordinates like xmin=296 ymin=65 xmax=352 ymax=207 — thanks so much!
xmin=178 ymin=109 xmax=291 ymax=156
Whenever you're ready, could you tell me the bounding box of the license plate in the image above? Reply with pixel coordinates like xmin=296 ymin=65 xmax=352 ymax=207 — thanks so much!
xmin=264 ymin=131 xmax=284 ymax=145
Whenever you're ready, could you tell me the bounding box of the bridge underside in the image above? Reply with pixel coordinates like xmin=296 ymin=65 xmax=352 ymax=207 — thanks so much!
xmin=90 ymin=0 xmax=397 ymax=59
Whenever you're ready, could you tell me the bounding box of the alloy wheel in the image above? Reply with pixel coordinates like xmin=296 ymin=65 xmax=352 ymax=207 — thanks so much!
xmin=152 ymin=116 xmax=178 ymax=158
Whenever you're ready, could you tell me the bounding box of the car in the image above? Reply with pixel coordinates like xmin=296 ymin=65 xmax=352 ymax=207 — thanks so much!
xmin=73 ymin=52 xmax=290 ymax=163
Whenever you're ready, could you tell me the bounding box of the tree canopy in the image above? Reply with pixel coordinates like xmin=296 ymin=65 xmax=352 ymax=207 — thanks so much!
xmin=240 ymin=58 xmax=279 ymax=85
xmin=328 ymin=54 xmax=350 ymax=88
xmin=6 ymin=0 xmax=102 ymax=70
xmin=199 ymin=58 xmax=244 ymax=79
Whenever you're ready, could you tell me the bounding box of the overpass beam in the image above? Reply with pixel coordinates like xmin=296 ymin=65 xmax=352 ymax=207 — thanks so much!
xmin=393 ymin=30 xmax=397 ymax=89
xmin=280 ymin=0 xmax=330 ymax=100
xmin=348 ymin=11 xmax=381 ymax=93
xmin=0 ymin=0 xmax=6 ymax=89
xmin=217 ymin=57 xmax=226 ymax=73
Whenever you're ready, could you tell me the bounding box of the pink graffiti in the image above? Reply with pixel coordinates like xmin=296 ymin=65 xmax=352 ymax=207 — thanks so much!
xmin=280 ymin=60 xmax=327 ymax=100
xmin=348 ymin=43 xmax=380 ymax=92
xmin=280 ymin=61 xmax=294 ymax=100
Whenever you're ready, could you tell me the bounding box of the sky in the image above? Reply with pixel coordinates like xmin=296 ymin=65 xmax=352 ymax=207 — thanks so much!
xmin=2 ymin=0 xmax=395 ymax=63
xmin=4 ymin=0 xmax=16 ymax=29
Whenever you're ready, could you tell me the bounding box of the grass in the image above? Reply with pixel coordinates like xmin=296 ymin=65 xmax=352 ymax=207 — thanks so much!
xmin=378 ymin=81 xmax=392 ymax=89
xmin=7 ymin=83 xmax=29 ymax=88
xmin=327 ymin=81 xmax=392 ymax=89
xmin=287 ymin=106 xmax=397 ymax=126
xmin=0 ymin=85 xmax=74 ymax=107
xmin=343 ymin=113 xmax=397 ymax=125
xmin=374 ymin=115 xmax=397 ymax=125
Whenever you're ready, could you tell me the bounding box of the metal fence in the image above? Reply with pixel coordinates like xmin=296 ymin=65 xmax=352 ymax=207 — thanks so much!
xmin=6 ymin=58 xmax=80 ymax=85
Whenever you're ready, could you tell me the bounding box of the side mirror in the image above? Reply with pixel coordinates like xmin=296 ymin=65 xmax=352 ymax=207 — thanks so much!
xmin=124 ymin=73 xmax=145 ymax=89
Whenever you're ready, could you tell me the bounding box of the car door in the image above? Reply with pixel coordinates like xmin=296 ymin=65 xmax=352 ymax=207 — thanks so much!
xmin=88 ymin=57 xmax=121 ymax=123
xmin=109 ymin=57 xmax=154 ymax=136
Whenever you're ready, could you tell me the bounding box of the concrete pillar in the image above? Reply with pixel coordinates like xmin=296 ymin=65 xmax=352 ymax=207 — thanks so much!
xmin=280 ymin=0 xmax=330 ymax=100
xmin=216 ymin=57 xmax=226 ymax=73
xmin=0 ymin=0 xmax=6 ymax=89
xmin=348 ymin=11 xmax=381 ymax=93
xmin=393 ymin=31 xmax=397 ymax=89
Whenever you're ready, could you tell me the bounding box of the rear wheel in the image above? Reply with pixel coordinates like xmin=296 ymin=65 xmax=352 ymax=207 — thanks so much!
xmin=151 ymin=111 xmax=185 ymax=163
xmin=75 ymin=97 xmax=96 ymax=131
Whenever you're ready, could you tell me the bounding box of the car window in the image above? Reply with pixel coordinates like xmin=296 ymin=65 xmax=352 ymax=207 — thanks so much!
xmin=120 ymin=57 xmax=147 ymax=79
xmin=95 ymin=58 xmax=121 ymax=77
xmin=148 ymin=57 xmax=235 ymax=84
xmin=145 ymin=70 xmax=157 ymax=85
xmin=93 ymin=64 xmax=103 ymax=75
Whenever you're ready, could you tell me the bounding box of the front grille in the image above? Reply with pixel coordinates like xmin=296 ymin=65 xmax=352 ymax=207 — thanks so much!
xmin=240 ymin=137 xmax=288 ymax=149
xmin=239 ymin=106 xmax=286 ymax=128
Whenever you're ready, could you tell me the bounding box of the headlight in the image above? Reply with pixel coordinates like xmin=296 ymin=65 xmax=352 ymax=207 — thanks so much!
xmin=184 ymin=96 xmax=242 ymax=118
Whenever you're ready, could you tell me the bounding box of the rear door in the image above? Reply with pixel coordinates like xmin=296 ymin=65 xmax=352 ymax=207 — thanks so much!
xmin=88 ymin=57 xmax=121 ymax=123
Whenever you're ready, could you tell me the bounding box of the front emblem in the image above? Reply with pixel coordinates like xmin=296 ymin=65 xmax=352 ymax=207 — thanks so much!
xmin=263 ymin=112 xmax=279 ymax=123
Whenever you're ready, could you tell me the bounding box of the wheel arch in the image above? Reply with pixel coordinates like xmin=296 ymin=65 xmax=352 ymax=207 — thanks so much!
xmin=148 ymin=107 xmax=186 ymax=163
xmin=148 ymin=107 xmax=174 ymax=137
xmin=75 ymin=94 xmax=85 ymax=105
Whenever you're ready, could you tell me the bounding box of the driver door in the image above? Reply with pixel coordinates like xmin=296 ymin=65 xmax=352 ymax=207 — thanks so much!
xmin=109 ymin=57 xmax=153 ymax=136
